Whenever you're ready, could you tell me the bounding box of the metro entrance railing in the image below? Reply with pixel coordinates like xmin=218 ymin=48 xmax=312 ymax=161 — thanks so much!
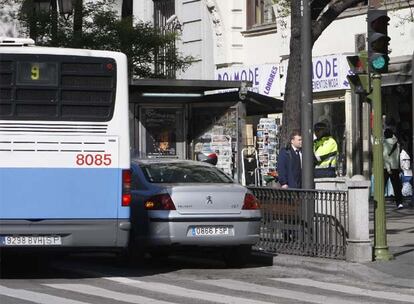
xmin=249 ymin=187 xmax=349 ymax=260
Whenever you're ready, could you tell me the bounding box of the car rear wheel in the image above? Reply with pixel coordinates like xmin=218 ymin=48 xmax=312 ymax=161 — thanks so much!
xmin=149 ymin=247 xmax=171 ymax=259
xmin=222 ymin=245 xmax=251 ymax=268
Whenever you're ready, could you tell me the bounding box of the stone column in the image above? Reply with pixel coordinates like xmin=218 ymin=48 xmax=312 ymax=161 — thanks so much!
xmin=346 ymin=175 xmax=372 ymax=262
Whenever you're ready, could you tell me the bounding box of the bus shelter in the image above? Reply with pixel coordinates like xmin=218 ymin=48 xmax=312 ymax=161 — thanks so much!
xmin=129 ymin=79 xmax=283 ymax=183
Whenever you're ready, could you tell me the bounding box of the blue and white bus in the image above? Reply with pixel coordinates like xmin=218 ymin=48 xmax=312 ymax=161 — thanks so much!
xmin=0 ymin=38 xmax=130 ymax=250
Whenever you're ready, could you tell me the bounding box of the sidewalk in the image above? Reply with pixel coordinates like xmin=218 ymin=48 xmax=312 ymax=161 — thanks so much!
xmin=367 ymin=198 xmax=414 ymax=283
xmin=268 ymin=198 xmax=414 ymax=289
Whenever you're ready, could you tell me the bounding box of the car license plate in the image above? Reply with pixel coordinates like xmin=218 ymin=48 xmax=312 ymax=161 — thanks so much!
xmin=0 ymin=236 xmax=62 ymax=246
xmin=191 ymin=226 xmax=230 ymax=236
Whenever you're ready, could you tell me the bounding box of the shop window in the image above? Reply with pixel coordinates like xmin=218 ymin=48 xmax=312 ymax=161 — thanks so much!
xmin=246 ymin=0 xmax=276 ymax=30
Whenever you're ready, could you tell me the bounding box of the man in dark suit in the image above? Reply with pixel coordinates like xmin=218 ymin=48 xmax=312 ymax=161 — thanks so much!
xmin=277 ymin=130 xmax=302 ymax=189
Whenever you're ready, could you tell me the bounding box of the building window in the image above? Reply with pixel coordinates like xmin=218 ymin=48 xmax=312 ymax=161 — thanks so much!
xmin=153 ymin=0 xmax=175 ymax=78
xmin=246 ymin=0 xmax=276 ymax=29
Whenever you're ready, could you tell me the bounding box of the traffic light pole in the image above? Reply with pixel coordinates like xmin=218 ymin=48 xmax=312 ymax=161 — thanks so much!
xmin=372 ymin=73 xmax=393 ymax=261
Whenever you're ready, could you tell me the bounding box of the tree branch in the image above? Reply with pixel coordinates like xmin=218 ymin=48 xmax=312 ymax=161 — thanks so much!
xmin=311 ymin=0 xmax=330 ymax=20
xmin=312 ymin=0 xmax=366 ymax=43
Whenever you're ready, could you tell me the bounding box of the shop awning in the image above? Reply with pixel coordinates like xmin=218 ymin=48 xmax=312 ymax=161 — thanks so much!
xmin=129 ymin=79 xmax=248 ymax=94
xmin=129 ymin=79 xmax=284 ymax=115
xmin=203 ymin=91 xmax=283 ymax=115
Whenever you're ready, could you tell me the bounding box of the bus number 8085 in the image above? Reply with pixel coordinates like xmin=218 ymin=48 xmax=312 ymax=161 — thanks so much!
xmin=76 ymin=154 xmax=112 ymax=166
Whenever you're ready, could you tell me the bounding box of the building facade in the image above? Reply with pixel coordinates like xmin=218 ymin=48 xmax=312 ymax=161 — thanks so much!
xmin=1 ymin=0 xmax=412 ymax=179
xmin=151 ymin=0 xmax=414 ymax=178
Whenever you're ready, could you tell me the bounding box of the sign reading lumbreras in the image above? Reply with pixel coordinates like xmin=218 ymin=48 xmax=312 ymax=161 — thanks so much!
xmin=215 ymin=64 xmax=282 ymax=97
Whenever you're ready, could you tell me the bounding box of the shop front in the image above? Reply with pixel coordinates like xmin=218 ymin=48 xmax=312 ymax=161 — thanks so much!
xmin=300 ymin=53 xmax=413 ymax=178
xmin=215 ymin=58 xmax=351 ymax=180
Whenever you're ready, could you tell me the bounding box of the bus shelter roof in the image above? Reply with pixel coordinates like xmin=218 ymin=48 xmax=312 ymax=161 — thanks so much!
xmin=129 ymin=79 xmax=283 ymax=115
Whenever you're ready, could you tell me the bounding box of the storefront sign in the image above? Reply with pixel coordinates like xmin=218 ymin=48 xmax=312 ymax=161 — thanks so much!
xmin=280 ymin=54 xmax=353 ymax=94
xmin=311 ymin=54 xmax=350 ymax=92
xmin=215 ymin=64 xmax=281 ymax=97
xmin=216 ymin=54 xmax=351 ymax=96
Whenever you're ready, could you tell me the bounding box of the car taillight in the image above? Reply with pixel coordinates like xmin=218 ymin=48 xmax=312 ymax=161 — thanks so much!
xmin=145 ymin=194 xmax=176 ymax=210
xmin=122 ymin=169 xmax=131 ymax=207
xmin=242 ymin=193 xmax=260 ymax=210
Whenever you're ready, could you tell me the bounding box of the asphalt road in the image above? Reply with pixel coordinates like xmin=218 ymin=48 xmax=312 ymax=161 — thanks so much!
xmin=1 ymin=249 xmax=413 ymax=304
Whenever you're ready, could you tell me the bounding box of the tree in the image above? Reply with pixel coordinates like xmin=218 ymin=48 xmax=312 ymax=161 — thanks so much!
xmin=274 ymin=0 xmax=366 ymax=145
xmin=1 ymin=0 xmax=192 ymax=79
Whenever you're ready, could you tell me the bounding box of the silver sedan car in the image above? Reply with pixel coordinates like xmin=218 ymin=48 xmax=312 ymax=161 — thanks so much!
xmin=129 ymin=159 xmax=261 ymax=266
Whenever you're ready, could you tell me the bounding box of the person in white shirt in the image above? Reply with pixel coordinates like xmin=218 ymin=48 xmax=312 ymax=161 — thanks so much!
xmin=383 ymin=128 xmax=403 ymax=209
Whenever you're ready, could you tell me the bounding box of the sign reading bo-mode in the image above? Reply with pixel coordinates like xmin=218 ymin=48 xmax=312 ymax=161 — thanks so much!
xmin=215 ymin=64 xmax=281 ymax=97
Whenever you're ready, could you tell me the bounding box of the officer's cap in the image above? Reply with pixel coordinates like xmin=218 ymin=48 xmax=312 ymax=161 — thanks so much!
xmin=314 ymin=122 xmax=328 ymax=131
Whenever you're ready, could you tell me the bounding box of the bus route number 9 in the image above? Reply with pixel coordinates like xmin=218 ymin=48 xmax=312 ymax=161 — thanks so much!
xmin=76 ymin=154 xmax=112 ymax=166
xmin=31 ymin=64 xmax=40 ymax=80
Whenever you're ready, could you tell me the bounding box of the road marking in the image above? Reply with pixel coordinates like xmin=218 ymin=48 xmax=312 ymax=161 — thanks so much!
xmin=44 ymin=284 xmax=174 ymax=304
xmin=0 ymin=285 xmax=90 ymax=304
xmin=105 ymin=276 xmax=275 ymax=304
xmin=272 ymin=278 xmax=414 ymax=303
xmin=199 ymin=279 xmax=374 ymax=304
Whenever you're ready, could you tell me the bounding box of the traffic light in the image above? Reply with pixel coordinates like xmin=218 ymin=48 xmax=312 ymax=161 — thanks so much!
xmin=346 ymin=52 xmax=370 ymax=95
xmin=367 ymin=9 xmax=390 ymax=73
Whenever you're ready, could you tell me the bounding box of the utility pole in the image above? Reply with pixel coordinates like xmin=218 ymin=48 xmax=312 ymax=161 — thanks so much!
xmin=301 ymin=0 xmax=314 ymax=255
xmin=301 ymin=0 xmax=314 ymax=189
xmin=412 ymin=51 xmax=413 ymax=208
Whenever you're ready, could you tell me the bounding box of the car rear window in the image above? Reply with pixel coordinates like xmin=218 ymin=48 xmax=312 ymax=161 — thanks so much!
xmin=140 ymin=162 xmax=234 ymax=184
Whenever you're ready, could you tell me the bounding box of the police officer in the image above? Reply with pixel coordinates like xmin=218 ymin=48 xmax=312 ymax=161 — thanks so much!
xmin=313 ymin=122 xmax=338 ymax=178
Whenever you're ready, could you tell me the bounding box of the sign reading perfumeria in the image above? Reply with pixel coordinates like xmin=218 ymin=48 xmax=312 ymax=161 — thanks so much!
xmin=215 ymin=64 xmax=281 ymax=97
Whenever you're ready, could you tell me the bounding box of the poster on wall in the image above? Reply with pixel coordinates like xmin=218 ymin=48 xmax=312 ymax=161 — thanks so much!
xmin=142 ymin=108 xmax=182 ymax=157
xmin=192 ymin=107 xmax=237 ymax=177
xmin=211 ymin=134 xmax=232 ymax=176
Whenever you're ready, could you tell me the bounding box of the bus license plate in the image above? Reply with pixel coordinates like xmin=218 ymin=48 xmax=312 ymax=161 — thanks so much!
xmin=191 ymin=226 xmax=230 ymax=236
xmin=0 ymin=236 xmax=62 ymax=246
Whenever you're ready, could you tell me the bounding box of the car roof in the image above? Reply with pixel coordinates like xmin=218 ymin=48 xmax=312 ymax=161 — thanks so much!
xmin=131 ymin=158 xmax=212 ymax=167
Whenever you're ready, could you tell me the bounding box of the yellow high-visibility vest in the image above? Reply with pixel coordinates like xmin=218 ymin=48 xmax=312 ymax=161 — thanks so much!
xmin=314 ymin=136 xmax=338 ymax=169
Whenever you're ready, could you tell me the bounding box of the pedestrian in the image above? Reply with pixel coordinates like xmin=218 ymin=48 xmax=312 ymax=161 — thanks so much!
xmin=400 ymin=147 xmax=412 ymax=199
xmin=383 ymin=128 xmax=404 ymax=209
xmin=277 ymin=129 xmax=302 ymax=189
xmin=313 ymin=122 xmax=338 ymax=178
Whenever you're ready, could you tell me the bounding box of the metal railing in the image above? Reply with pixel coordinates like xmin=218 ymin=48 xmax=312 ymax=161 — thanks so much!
xmin=249 ymin=187 xmax=349 ymax=259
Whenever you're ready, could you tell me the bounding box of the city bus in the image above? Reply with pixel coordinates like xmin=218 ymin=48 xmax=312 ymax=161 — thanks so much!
xmin=0 ymin=37 xmax=131 ymax=251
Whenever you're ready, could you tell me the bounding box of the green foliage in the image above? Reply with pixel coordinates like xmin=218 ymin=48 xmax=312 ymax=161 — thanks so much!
xmin=8 ymin=0 xmax=193 ymax=79
xmin=271 ymin=0 xmax=290 ymax=18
